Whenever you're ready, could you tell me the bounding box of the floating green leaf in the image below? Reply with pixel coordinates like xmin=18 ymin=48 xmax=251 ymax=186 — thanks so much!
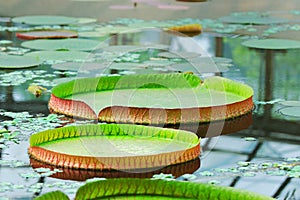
xmin=21 ymin=38 xmax=100 ymax=51
xmin=51 ymin=61 xmax=108 ymax=71
xmin=219 ymin=12 xmax=288 ymax=25
xmin=25 ymin=51 xmax=90 ymax=62
xmin=242 ymin=39 xmax=300 ymax=50
xmin=12 ymin=15 xmax=78 ymax=25
xmin=0 ymin=54 xmax=41 ymax=69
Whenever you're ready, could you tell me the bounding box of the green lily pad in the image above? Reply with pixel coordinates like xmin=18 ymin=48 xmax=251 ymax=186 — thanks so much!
xmin=12 ymin=15 xmax=78 ymax=25
xmin=51 ymin=62 xmax=108 ymax=71
xmin=25 ymin=51 xmax=91 ymax=62
xmin=219 ymin=14 xmax=288 ymax=25
xmin=49 ymin=73 xmax=254 ymax=124
xmin=0 ymin=54 xmax=41 ymax=69
xmin=21 ymin=38 xmax=101 ymax=51
xmin=16 ymin=30 xmax=78 ymax=40
xmin=74 ymin=178 xmax=274 ymax=200
xmin=279 ymin=107 xmax=300 ymax=117
xmin=242 ymin=39 xmax=300 ymax=50
xmin=29 ymin=124 xmax=200 ymax=170
xmin=278 ymin=100 xmax=300 ymax=107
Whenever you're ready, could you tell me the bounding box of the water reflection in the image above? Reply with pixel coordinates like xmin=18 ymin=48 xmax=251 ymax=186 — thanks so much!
xmin=166 ymin=111 xmax=253 ymax=138
xmin=30 ymin=157 xmax=200 ymax=181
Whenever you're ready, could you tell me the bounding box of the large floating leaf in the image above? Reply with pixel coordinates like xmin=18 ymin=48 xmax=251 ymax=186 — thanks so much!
xmin=74 ymin=178 xmax=274 ymax=200
xmin=21 ymin=38 xmax=101 ymax=51
xmin=242 ymin=39 xmax=300 ymax=50
xmin=29 ymin=124 xmax=200 ymax=170
xmin=12 ymin=15 xmax=78 ymax=25
xmin=16 ymin=30 xmax=78 ymax=40
xmin=0 ymin=54 xmax=41 ymax=69
xmin=49 ymin=73 xmax=254 ymax=124
xmin=25 ymin=51 xmax=90 ymax=62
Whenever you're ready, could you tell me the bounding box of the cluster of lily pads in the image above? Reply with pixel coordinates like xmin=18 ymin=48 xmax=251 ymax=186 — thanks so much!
xmin=0 ymin=10 xmax=299 ymax=199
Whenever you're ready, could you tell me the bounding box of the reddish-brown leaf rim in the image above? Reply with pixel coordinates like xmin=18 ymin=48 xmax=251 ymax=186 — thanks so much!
xmin=16 ymin=30 xmax=78 ymax=40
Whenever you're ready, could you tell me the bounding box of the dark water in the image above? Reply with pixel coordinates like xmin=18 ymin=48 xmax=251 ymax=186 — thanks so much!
xmin=0 ymin=17 xmax=300 ymax=200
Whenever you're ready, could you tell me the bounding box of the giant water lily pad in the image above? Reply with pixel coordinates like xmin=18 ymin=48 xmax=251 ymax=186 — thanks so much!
xmin=36 ymin=178 xmax=275 ymax=200
xmin=21 ymin=38 xmax=101 ymax=51
xmin=16 ymin=30 xmax=78 ymax=40
xmin=12 ymin=15 xmax=78 ymax=25
xmin=25 ymin=51 xmax=91 ymax=62
xmin=0 ymin=54 xmax=41 ymax=69
xmin=242 ymin=39 xmax=300 ymax=50
xmin=29 ymin=124 xmax=200 ymax=170
xmin=49 ymin=73 xmax=254 ymax=124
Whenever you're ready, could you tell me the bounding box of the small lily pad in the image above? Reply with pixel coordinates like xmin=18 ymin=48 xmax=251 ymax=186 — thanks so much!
xmin=279 ymin=107 xmax=300 ymax=117
xmin=219 ymin=14 xmax=288 ymax=25
xmin=51 ymin=62 xmax=108 ymax=71
xmin=0 ymin=54 xmax=41 ymax=69
xmin=242 ymin=39 xmax=300 ymax=50
xmin=12 ymin=15 xmax=78 ymax=25
xmin=25 ymin=51 xmax=91 ymax=62
xmin=21 ymin=38 xmax=101 ymax=51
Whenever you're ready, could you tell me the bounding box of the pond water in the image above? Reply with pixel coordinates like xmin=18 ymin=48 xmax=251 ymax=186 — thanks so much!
xmin=1 ymin=1 xmax=300 ymax=199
